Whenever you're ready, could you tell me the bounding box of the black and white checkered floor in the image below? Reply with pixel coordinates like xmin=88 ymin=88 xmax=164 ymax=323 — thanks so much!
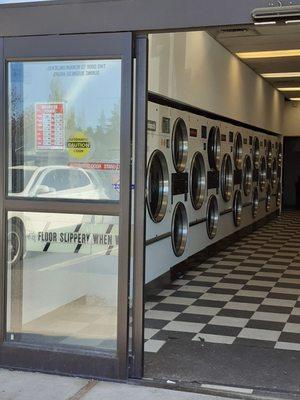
xmin=144 ymin=211 xmax=300 ymax=354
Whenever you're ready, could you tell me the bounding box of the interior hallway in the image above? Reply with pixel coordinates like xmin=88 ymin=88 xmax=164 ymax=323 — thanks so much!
xmin=144 ymin=210 xmax=300 ymax=394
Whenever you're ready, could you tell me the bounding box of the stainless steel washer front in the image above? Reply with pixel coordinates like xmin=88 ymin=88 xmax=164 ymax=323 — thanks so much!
xmin=278 ymin=142 xmax=283 ymax=168
xmin=221 ymin=153 xmax=233 ymax=202
xmin=146 ymin=150 xmax=169 ymax=223
xmin=171 ymin=202 xmax=188 ymax=257
xmin=266 ymin=140 xmax=272 ymax=169
xmin=259 ymin=156 xmax=267 ymax=192
xmin=206 ymin=195 xmax=219 ymax=239
xmin=208 ymin=126 xmax=221 ymax=171
xmin=243 ymin=155 xmax=253 ymax=196
xmin=252 ymin=187 xmax=259 ymax=218
xmin=253 ymin=136 xmax=260 ymax=170
xmin=190 ymin=152 xmax=206 ymax=210
xmin=271 ymin=158 xmax=278 ymax=188
xmin=233 ymin=190 xmax=242 ymax=227
xmin=234 ymin=132 xmax=243 ymax=170
xmin=276 ymin=182 xmax=282 ymax=208
xmin=266 ymin=184 xmax=271 ymax=212
xmin=172 ymin=117 xmax=188 ymax=172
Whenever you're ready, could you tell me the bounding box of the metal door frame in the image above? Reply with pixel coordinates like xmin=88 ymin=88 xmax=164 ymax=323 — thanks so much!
xmin=0 ymin=32 xmax=133 ymax=380
xmin=130 ymin=33 xmax=148 ymax=379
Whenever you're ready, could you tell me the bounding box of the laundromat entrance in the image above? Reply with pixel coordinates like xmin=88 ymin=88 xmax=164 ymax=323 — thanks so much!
xmin=140 ymin=26 xmax=300 ymax=396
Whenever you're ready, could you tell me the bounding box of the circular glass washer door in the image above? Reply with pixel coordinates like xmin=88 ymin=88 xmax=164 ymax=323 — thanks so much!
xmin=206 ymin=195 xmax=219 ymax=239
xmin=190 ymin=152 xmax=206 ymax=210
xmin=259 ymin=157 xmax=267 ymax=192
xmin=221 ymin=153 xmax=234 ymax=202
xmin=146 ymin=150 xmax=169 ymax=223
xmin=172 ymin=118 xmax=188 ymax=172
xmin=208 ymin=126 xmax=221 ymax=171
xmin=271 ymin=158 xmax=278 ymax=188
xmin=171 ymin=202 xmax=188 ymax=257
xmin=266 ymin=185 xmax=271 ymax=212
xmin=233 ymin=190 xmax=243 ymax=227
xmin=234 ymin=132 xmax=243 ymax=170
xmin=253 ymin=136 xmax=260 ymax=170
xmin=252 ymin=187 xmax=259 ymax=218
xmin=243 ymin=155 xmax=253 ymax=196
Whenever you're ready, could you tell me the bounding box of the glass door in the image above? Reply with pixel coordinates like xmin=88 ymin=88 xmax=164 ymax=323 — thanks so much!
xmin=0 ymin=33 xmax=133 ymax=379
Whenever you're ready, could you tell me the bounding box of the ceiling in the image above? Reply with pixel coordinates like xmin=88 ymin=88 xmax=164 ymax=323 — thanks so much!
xmin=208 ymin=23 xmax=300 ymax=100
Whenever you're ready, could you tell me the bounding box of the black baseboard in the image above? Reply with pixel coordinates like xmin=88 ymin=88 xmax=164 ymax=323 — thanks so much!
xmin=145 ymin=211 xmax=279 ymax=297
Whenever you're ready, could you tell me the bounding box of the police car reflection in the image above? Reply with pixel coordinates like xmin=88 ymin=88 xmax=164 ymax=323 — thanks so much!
xmin=8 ymin=165 xmax=119 ymax=267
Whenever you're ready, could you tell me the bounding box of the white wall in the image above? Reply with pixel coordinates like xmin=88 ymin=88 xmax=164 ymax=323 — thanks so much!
xmin=283 ymin=101 xmax=300 ymax=136
xmin=148 ymin=31 xmax=285 ymax=134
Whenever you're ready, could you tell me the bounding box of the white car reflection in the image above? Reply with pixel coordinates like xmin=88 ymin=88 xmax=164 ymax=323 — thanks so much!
xmin=9 ymin=165 xmax=110 ymax=199
xmin=8 ymin=166 xmax=118 ymax=267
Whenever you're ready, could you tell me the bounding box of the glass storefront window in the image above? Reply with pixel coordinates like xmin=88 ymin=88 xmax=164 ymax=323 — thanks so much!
xmin=8 ymin=60 xmax=121 ymax=201
xmin=6 ymin=211 xmax=119 ymax=352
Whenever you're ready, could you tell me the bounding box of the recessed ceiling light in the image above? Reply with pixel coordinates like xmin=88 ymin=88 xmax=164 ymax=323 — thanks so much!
xmin=278 ymin=87 xmax=300 ymax=91
xmin=262 ymin=72 xmax=300 ymax=78
xmin=290 ymin=98 xmax=300 ymax=101
xmin=237 ymin=49 xmax=300 ymax=59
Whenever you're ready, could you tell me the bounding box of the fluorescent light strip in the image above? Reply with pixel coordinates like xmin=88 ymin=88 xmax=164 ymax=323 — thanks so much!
xmin=278 ymin=87 xmax=300 ymax=91
xmin=290 ymin=98 xmax=300 ymax=101
xmin=254 ymin=21 xmax=276 ymax=25
xmin=237 ymin=49 xmax=300 ymax=59
xmin=285 ymin=19 xmax=300 ymax=24
xmin=262 ymin=72 xmax=300 ymax=78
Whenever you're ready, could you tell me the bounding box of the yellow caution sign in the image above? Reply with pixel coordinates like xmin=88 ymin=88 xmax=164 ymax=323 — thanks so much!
xmin=67 ymin=132 xmax=91 ymax=160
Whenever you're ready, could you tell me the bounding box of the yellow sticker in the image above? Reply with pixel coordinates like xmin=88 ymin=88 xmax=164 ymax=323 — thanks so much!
xmin=67 ymin=132 xmax=91 ymax=160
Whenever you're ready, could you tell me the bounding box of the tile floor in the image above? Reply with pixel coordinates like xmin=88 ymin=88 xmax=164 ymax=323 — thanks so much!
xmin=144 ymin=210 xmax=300 ymax=354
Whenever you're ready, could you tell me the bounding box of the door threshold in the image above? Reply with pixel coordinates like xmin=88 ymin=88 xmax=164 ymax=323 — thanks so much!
xmin=128 ymin=377 xmax=300 ymax=400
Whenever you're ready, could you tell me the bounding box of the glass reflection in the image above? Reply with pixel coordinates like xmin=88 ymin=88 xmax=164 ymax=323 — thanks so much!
xmin=8 ymin=60 xmax=121 ymax=200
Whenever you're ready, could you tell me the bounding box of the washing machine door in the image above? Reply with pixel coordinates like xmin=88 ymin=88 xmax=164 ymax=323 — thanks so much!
xmin=221 ymin=153 xmax=233 ymax=202
xmin=266 ymin=185 xmax=271 ymax=212
xmin=206 ymin=195 xmax=219 ymax=239
xmin=234 ymin=132 xmax=243 ymax=170
xmin=253 ymin=137 xmax=260 ymax=170
xmin=259 ymin=156 xmax=267 ymax=192
xmin=208 ymin=126 xmax=221 ymax=171
xmin=243 ymin=155 xmax=253 ymax=196
xmin=172 ymin=118 xmax=188 ymax=172
xmin=233 ymin=190 xmax=243 ymax=227
xmin=252 ymin=187 xmax=259 ymax=218
xmin=171 ymin=202 xmax=188 ymax=257
xmin=147 ymin=150 xmax=169 ymax=223
xmin=190 ymin=152 xmax=206 ymax=210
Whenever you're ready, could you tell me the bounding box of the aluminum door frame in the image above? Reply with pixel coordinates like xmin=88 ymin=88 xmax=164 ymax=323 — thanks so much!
xmin=0 ymin=32 xmax=133 ymax=380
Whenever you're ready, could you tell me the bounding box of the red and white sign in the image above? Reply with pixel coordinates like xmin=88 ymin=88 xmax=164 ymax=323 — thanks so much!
xmin=35 ymin=103 xmax=65 ymax=150
xmin=68 ymin=162 xmax=120 ymax=171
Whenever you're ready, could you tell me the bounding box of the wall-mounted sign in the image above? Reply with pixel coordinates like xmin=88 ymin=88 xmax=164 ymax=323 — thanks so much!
xmin=35 ymin=102 xmax=65 ymax=150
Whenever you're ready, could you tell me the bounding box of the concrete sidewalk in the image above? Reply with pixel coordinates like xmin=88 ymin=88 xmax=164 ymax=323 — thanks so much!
xmin=0 ymin=368 xmax=236 ymax=400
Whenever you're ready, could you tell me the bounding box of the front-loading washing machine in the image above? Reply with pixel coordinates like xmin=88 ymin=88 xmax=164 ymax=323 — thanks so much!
xmin=145 ymin=102 xmax=190 ymax=283
xmin=205 ymin=117 xmax=222 ymax=243
xmin=250 ymin=132 xmax=261 ymax=221
xmin=186 ymin=112 xmax=208 ymax=257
